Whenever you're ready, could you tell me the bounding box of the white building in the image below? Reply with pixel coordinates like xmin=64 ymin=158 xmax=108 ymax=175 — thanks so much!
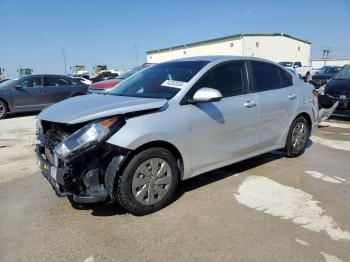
xmin=146 ymin=33 xmax=311 ymax=65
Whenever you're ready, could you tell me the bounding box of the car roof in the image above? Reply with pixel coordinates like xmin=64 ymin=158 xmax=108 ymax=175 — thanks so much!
xmin=20 ymin=74 xmax=68 ymax=78
xmin=170 ymin=55 xmax=276 ymax=64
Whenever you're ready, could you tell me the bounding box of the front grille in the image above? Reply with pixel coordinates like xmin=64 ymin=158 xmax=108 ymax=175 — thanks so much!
xmin=327 ymin=94 xmax=350 ymax=101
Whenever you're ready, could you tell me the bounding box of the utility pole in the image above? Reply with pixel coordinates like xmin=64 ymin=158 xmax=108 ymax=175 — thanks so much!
xmin=321 ymin=46 xmax=332 ymax=66
xmin=61 ymin=47 xmax=67 ymax=75
xmin=133 ymin=45 xmax=139 ymax=66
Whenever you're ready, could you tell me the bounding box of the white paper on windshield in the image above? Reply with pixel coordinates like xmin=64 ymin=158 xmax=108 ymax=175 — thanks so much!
xmin=161 ymin=80 xmax=187 ymax=89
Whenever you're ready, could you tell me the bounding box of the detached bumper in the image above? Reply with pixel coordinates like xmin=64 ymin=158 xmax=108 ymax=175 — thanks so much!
xmin=35 ymin=145 xmax=108 ymax=203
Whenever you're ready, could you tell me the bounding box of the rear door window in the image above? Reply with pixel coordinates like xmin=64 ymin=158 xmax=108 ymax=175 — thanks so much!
xmin=278 ymin=67 xmax=293 ymax=87
xmin=251 ymin=62 xmax=282 ymax=92
xmin=44 ymin=77 xmax=72 ymax=87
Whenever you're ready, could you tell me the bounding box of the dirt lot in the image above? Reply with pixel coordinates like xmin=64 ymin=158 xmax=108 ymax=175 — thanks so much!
xmin=1 ymin=113 xmax=350 ymax=262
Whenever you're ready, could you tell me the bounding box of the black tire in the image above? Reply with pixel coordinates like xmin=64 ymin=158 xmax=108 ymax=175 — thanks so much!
xmin=0 ymin=100 xmax=8 ymax=119
xmin=284 ymin=116 xmax=310 ymax=157
xmin=115 ymin=147 xmax=179 ymax=215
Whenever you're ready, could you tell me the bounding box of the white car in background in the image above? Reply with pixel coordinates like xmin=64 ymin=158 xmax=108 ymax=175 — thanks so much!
xmin=279 ymin=61 xmax=312 ymax=81
xmin=73 ymin=77 xmax=92 ymax=85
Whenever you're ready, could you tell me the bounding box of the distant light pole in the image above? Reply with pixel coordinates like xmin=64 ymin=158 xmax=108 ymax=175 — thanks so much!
xmin=133 ymin=45 xmax=139 ymax=66
xmin=61 ymin=47 xmax=67 ymax=75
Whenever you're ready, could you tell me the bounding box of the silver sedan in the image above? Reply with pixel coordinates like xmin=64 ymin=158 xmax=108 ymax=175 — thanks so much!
xmin=36 ymin=56 xmax=319 ymax=215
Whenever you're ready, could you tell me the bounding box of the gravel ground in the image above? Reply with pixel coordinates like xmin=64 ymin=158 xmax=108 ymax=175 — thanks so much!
xmin=0 ymin=113 xmax=349 ymax=262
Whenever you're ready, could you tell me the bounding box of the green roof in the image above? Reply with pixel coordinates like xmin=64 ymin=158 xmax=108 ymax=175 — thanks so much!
xmin=146 ymin=33 xmax=311 ymax=54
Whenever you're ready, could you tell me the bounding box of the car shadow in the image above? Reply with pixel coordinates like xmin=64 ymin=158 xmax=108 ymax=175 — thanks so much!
xmin=68 ymin=198 xmax=127 ymax=216
xmin=6 ymin=111 xmax=39 ymax=119
xmin=69 ymin=151 xmax=286 ymax=217
xmin=306 ymin=138 xmax=313 ymax=148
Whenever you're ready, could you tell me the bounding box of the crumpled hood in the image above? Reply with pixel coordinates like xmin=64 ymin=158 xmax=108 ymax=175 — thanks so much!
xmin=38 ymin=95 xmax=167 ymax=124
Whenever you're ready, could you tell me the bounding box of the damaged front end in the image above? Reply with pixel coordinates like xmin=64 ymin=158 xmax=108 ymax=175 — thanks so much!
xmin=35 ymin=116 xmax=129 ymax=203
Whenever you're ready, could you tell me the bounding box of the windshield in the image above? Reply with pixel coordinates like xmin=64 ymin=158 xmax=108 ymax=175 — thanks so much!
xmin=116 ymin=66 xmax=143 ymax=80
xmin=0 ymin=79 xmax=15 ymax=88
xmin=334 ymin=66 xmax=350 ymax=80
xmin=279 ymin=62 xmax=293 ymax=67
xmin=109 ymin=60 xmax=209 ymax=99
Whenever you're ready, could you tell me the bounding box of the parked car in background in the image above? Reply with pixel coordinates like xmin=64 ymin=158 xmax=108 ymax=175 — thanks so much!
xmin=311 ymin=65 xmax=334 ymax=76
xmin=279 ymin=61 xmax=312 ymax=81
xmin=87 ymin=65 xmax=148 ymax=95
xmin=310 ymin=66 xmax=342 ymax=88
xmin=36 ymin=56 xmax=318 ymax=215
xmin=90 ymin=70 xmax=123 ymax=83
xmin=318 ymin=65 xmax=350 ymax=112
xmin=285 ymin=67 xmax=303 ymax=79
xmin=0 ymin=79 xmax=9 ymax=84
xmin=0 ymin=74 xmax=87 ymax=119
xmin=72 ymin=76 xmax=92 ymax=85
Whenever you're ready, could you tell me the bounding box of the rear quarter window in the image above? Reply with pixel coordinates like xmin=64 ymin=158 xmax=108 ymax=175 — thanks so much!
xmin=278 ymin=67 xmax=293 ymax=87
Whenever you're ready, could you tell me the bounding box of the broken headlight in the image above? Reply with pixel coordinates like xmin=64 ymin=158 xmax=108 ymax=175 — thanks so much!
xmin=36 ymin=119 xmax=44 ymax=135
xmin=54 ymin=117 xmax=121 ymax=161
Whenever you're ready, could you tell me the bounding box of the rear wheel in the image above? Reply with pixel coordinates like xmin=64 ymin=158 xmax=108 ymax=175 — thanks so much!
xmin=0 ymin=100 xmax=8 ymax=119
xmin=284 ymin=116 xmax=309 ymax=157
xmin=115 ymin=147 xmax=179 ymax=215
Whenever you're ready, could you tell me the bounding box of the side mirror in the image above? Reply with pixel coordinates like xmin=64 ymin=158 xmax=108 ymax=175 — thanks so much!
xmin=15 ymin=84 xmax=23 ymax=89
xmin=189 ymin=87 xmax=223 ymax=103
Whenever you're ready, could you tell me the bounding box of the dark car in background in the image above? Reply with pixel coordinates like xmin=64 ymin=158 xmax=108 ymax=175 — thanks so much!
xmin=310 ymin=66 xmax=342 ymax=88
xmin=318 ymin=65 xmax=350 ymax=112
xmin=0 ymin=74 xmax=88 ymax=119
xmin=90 ymin=71 xmax=120 ymax=83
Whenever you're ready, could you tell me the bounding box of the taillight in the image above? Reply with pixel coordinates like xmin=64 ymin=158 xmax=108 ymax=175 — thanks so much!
xmin=312 ymin=89 xmax=318 ymax=97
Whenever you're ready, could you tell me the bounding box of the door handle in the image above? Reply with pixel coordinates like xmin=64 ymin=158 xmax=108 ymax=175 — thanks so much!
xmin=288 ymin=93 xmax=297 ymax=100
xmin=243 ymin=100 xmax=257 ymax=108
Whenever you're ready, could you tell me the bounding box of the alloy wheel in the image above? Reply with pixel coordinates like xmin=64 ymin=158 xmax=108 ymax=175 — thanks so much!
xmin=132 ymin=158 xmax=173 ymax=205
xmin=0 ymin=104 xmax=5 ymax=118
xmin=291 ymin=121 xmax=307 ymax=152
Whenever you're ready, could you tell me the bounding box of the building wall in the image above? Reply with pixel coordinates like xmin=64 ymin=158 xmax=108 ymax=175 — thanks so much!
xmin=147 ymin=35 xmax=311 ymax=65
xmin=241 ymin=36 xmax=310 ymax=65
xmin=147 ymin=38 xmax=242 ymax=63
xmin=311 ymin=59 xmax=350 ymax=69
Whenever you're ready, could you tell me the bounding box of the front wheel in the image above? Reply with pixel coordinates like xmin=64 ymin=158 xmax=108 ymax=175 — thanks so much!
xmin=115 ymin=147 xmax=179 ymax=215
xmin=0 ymin=100 xmax=8 ymax=119
xmin=284 ymin=116 xmax=310 ymax=157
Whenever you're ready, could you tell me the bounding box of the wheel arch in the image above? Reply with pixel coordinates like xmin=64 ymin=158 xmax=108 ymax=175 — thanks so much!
xmin=294 ymin=112 xmax=312 ymax=134
xmin=0 ymin=97 xmax=10 ymax=112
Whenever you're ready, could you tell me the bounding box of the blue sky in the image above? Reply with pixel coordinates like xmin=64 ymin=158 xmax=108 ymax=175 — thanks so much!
xmin=1 ymin=0 xmax=349 ymax=77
